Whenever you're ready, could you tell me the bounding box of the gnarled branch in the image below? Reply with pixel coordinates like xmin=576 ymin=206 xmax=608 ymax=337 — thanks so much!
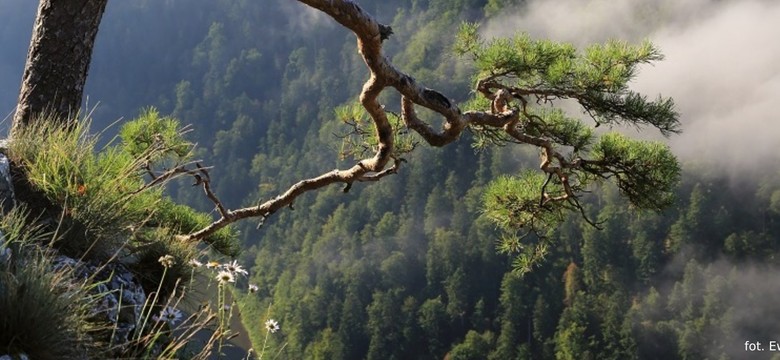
xmin=180 ymin=0 xmax=675 ymax=243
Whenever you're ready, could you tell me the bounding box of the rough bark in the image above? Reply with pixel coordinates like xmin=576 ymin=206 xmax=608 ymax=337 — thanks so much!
xmin=12 ymin=0 xmax=108 ymax=133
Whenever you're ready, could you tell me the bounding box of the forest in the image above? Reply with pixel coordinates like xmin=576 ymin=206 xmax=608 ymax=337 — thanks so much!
xmin=2 ymin=0 xmax=780 ymax=359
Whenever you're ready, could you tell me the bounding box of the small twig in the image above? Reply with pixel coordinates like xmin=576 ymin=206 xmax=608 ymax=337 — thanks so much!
xmin=196 ymin=164 xmax=228 ymax=218
xmin=357 ymin=157 xmax=405 ymax=182
xmin=569 ymin=196 xmax=603 ymax=230
xmin=129 ymin=161 xmax=210 ymax=196
xmin=539 ymin=173 xmax=553 ymax=207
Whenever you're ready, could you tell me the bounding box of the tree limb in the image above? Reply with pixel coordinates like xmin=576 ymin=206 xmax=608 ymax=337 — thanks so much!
xmin=178 ymin=0 xmax=570 ymax=242
xmin=180 ymin=0 xmax=674 ymax=243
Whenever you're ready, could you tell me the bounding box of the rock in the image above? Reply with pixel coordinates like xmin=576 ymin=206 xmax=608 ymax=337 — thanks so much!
xmin=0 ymin=354 xmax=30 ymax=360
xmin=51 ymin=255 xmax=147 ymax=346
xmin=0 ymin=153 xmax=15 ymax=214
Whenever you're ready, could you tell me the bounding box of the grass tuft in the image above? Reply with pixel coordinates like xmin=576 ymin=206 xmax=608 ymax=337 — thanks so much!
xmin=0 ymin=207 xmax=98 ymax=359
xmin=7 ymin=110 xmax=239 ymax=261
xmin=4 ymin=109 xmax=245 ymax=358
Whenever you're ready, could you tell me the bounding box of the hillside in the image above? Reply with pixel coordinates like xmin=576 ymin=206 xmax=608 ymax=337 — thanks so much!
xmin=2 ymin=0 xmax=780 ymax=359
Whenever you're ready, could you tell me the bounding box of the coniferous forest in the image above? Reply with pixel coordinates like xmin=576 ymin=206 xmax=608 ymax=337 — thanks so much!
xmin=2 ymin=0 xmax=780 ymax=359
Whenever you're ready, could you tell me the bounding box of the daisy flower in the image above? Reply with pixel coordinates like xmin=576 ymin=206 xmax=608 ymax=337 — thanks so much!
xmin=206 ymin=261 xmax=220 ymax=269
xmin=153 ymin=306 xmax=183 ymax=325
xmin=248 ymin=284 xmax=259 ymax=293
xmin=264 ymin=319 xmax=280 ymax=333
xmin=216 ymin=270 xmax=235 ymax=284
xmin=222 ymin=260 xmax=249 ymax=277
xmin=188 ymin=258 xmax=203 ymax=268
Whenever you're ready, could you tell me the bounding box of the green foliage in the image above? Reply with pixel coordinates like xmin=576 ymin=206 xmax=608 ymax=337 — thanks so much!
xmin=483 ymin=172 xmax=566 ymax=234
xmin=524 ymin=108 xmax=594 ymax=152
xmin=0 ymin=206 xmax=49 ymax=252
xmin=482 ymin=172 xmax=566 ymax=272
xmin=455 ymin=23 xmax=681 ymax=273
xmin=770 ymin=190 xmax=780 ymax=215
xmin=418 ymin=296 xmax=448 ymax=356
xmin=483 ymin=0 xmax=525 ymax=17
xmin=449 ymin=330 xmax=494 ymax=360
xmin=554 ymin=299 xmax=595 ymax=360
xmin=8 ymin=111 xmax=239 ymax=261
xmin=131 ymin=227 xmax=197 ymax=295
xmin=119 ymin=107 xmax=192 ymax=161
xmin=0 ymin=256 xmax=96 ymax=359
xmin=473 ymin=128 xmax=680 ymax=274
xmin=10 ymin=115 xmax=158 ymax=259
xmin=156 ymin=199 xmax=240 ymax=257
xmin=0 ymin=204 xmax=232 ymax=359
xmin=588 ymin=133 xmax=680 ymax=210
xmin=455 ymin=24 xmax=679 ymax=135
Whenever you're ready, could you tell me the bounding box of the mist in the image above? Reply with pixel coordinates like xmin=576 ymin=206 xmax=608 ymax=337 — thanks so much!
xmin=483 ymin=0 xmax=780 ymax=175
xmin=655 ymin=255 xmax=780 ymax=359
xmin=281 ymin=0 xmax=335 ymax=33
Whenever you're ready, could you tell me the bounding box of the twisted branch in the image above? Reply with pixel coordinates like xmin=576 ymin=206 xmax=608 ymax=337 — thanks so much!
xmin=179 ymin=0 xmax=618 ymax=242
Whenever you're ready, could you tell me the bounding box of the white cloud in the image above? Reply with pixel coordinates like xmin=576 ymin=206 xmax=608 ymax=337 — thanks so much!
xmin=484 ymin=0 xmax=780 ymax=174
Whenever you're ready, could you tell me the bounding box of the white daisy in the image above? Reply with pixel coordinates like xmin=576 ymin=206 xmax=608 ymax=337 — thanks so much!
xmin=216 ymin=270 xmax=235 ymax=284
xmin=248 ymin=284 xmax=259 ymax=293
xmin=188 ymin=258 xmax=203 ymax=268
xmin=264 ymin=319 xmax=280 ymax=333
xmin=154 ymin=306 xmax=183 ymax=325
xmin=222 ymin=260 xmax=249 ymax=277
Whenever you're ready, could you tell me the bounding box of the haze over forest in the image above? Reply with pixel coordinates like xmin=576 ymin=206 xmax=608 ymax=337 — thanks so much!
xmin=2 ymin=0 xmax=780 ymax=359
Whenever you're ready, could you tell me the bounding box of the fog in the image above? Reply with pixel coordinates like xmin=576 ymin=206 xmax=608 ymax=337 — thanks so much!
xmin=484 ymin=0 xmax=780 ymax=175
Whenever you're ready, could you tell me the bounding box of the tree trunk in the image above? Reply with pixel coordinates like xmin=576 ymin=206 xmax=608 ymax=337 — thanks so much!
xmin=12 ymin=0 xmax=108 ymax=133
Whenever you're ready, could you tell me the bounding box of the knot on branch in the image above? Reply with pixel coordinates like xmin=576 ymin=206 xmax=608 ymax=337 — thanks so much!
xmin=491 ymin=88 xmax=513 ymax=114
xmin=379 ymin=24 xmax=393 ymax=42
xmin=423 ymin=88 xmax=452 ymax=109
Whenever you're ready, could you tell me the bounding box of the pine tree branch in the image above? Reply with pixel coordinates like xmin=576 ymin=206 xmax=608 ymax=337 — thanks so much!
xmin=180 ymin=0 xmax=676 ymax=243
xmin=179 ymin=0 xmax=573 ymax=242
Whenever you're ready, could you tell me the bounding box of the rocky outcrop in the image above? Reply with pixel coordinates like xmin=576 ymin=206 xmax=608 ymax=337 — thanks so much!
xmin=52 ymin=256 xmax=148 ymax=346
xmin=0 ymin=144 xmax=147 ymax=356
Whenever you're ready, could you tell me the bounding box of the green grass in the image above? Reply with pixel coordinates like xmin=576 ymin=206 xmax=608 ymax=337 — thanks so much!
xmin=3 ymin=109 xmax=246 ymax=358
xmin=0 ymin=207 xmax=98 ymax=359
xmin=131 ymin=227 xmax=198 ymax=298
xmin=8 ymin=110 xmax=239 ymax=261
xmin=10 ymin=115 xmax=159 ymax=259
